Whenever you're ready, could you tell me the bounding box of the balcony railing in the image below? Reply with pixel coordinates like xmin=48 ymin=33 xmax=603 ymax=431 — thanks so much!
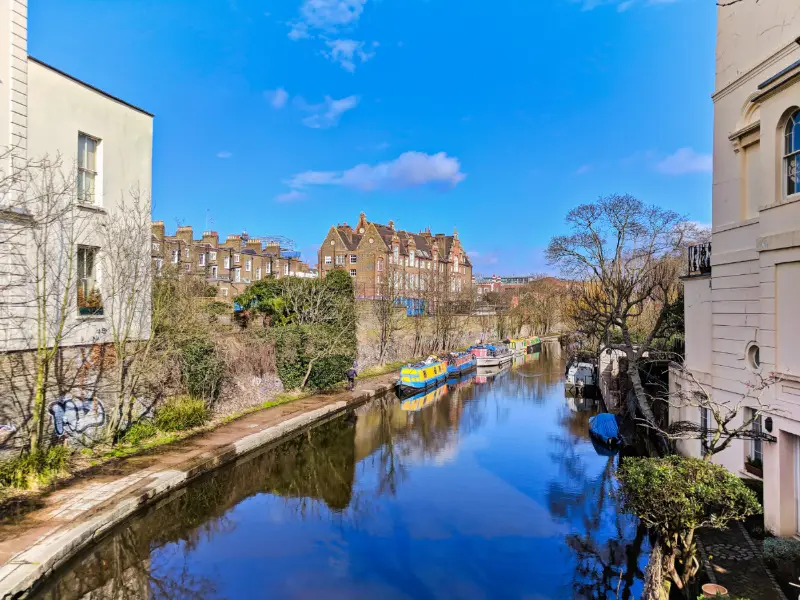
xmin=687 ymin=242 xmax=711 ymax=276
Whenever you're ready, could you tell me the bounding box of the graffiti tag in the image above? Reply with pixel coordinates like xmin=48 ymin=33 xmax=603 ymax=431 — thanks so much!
xmin=49 ymin=397 xmax=106 ymax=438
xmin=0 ymin=423 xmax=16 ymax=434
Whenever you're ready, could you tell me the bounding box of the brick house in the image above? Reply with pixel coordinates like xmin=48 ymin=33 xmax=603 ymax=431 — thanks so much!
xmin=152 ymin=224 xmax=315 ymax=301
xmin=318 ymin=212 xmax=472 ymax=300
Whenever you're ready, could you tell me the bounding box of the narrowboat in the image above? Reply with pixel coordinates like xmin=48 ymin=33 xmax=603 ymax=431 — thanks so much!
xmin=468 ymin=343 xmax=513 ymax=367
xmin=505 ymin=338 xmax=528 ymax=355
xmin=564 ymin=361 xmax=597 ymax=396
xmin=527 ymin=336 xmax=542 ymax=352
xmin=445 ymin=351 xmax=477 ymax=376
xmin=398 ymin=356 xmax=448 ymax=392
xmin=401 ymin=382 xmax=448 ymax=412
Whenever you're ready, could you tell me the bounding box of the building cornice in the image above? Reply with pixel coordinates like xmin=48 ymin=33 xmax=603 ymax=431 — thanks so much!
xmin=712 ymin=38 xmax=800 ymax=103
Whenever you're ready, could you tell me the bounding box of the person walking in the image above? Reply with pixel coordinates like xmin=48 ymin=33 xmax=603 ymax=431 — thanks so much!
xmin=347 ymin=361 xmax=358 ymax=391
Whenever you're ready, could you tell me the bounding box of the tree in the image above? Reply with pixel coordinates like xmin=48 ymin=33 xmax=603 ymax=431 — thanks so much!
xmin=546 ymin=194 xmax=694 ymax=425
xmin=276 ymin=270 xmax=357 ymax=390
xmin=371 ymin=261 xmax=404 ymax=365
xmin=654 ymin=366 xmax=778 ymax=460
xmin=98 ymin=188 xmax=159 ymax=439
xmin=616 ymin=456 xmax=761 ymax=599
xmin=234 ymin=278 xmax=289 ymax=326
xmin=3 ymin=156 xmax=95 ymax=452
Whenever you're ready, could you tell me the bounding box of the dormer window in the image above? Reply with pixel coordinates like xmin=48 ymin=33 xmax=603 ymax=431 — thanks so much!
xmin=785 ymin=109 xmax=800 ymax=196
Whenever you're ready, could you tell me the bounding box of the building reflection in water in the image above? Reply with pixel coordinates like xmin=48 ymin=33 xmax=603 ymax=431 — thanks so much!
xmin=32 ymin=344 xmax=648 ymax=600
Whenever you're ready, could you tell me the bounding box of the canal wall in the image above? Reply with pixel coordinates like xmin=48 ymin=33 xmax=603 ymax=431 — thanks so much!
xmin=0 ymin=374 xmax=400 ymax=599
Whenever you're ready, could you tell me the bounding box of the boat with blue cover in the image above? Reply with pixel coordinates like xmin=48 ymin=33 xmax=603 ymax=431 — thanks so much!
xmin=588 ymin=413 xmax=621 ymax=445
xmin=445 ymin=351 xmax=477 ymax=376
xmin=398 ymin=356 xmax=448 ymax=392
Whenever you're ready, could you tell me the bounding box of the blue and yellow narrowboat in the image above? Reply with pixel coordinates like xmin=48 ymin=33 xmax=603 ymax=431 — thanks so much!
xmin=399 ymin=357 xmax=448 ymax=392
xmin=445 ymin=351 xmax=477 ymax=376
xmin=401 ymin=383 xmax=449 ymax=412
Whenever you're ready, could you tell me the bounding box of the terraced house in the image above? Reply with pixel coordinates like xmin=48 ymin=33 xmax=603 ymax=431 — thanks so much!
xmin=151 ymin=224 xmax=316 ymax=301
xmin=318 ymin=212 xmax=472 ymax=300
xmin=673 ymin=3 xmax=800 ymax=536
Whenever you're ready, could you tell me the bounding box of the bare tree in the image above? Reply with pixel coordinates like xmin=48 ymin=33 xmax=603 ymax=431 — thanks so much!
xmin=1 ymin=156 xmax=97 ymax=451
xmin=546 ymin=194 xmax=694 ymax=425
xmin=651 ymin=365 xmax=778 ymax=460
xmin=98 ymin=188 xmax=160 ymax=439
xmin=371 ymin=261 xmax=404 ymax=365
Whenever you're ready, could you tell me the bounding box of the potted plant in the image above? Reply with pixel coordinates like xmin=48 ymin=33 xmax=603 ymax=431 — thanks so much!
xmin=77 ymin=286 xmax=104 ymax=316
xmin=744 ymin=455 xmax=763 ymax=478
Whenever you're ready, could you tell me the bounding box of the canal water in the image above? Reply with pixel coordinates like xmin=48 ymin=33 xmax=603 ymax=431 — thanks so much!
xmin=33 ymin=346 xmax=650 ymax=600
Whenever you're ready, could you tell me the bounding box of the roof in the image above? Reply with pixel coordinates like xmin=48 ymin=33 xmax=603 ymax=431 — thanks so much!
xmin=28 ymin=56 xmax=154 ymax=118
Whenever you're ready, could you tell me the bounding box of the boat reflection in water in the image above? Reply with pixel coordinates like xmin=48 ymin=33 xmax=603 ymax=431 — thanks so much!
xmin=400 ymin=382 xmax=449 ymax=412
xmin=474 ymin=363 xmax=511 ymax=383
xmin=31 ymin=346 xmax=649 ymax=600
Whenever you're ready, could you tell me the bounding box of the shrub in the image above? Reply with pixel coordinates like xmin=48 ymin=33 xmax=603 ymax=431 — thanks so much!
xmin=0 ymin=446 xmax=71 ymax=489
xmin=154 ymin=396 xmax=210 ymax=431
xmin=306 ymin=354 xmax=352 ymax=390
xmin=204 ymin=301 xmax=231 ymax=316
xmin=763 ymin=537 xmax=800 ymax=565
xmin=274 ymin=325 xmax=308 ymax=389
xmin=617 ymin=456 xmax=761 ymax=597
xmin=121 ymin=421 xmax=158 ymax=445
xmin=180 ymin=338 xmax=224 ymax=400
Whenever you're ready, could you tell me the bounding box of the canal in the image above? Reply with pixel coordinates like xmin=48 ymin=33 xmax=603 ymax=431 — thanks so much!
xmin=33 ymin=346 xmax=650 ymax=600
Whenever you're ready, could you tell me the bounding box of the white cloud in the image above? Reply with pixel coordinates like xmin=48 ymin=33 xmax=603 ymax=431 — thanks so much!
xmin=288 ymin=1 xmax=376 ymax=70
xmin=286 ymin=151 xmax=466 ymax=192
xmin=575 ymin=164 xmax=592 ymax=175
xmin=291 ymin=0 xmax=367 ymax=34
xmin=656 ymin=148 xmax=712 ymax=175
xmin=323 ymin=39 xmax=374 ymax=72
xmin=216 ymin=151 xmax=233 ymax=159
xmin=274 ymin=190 xmax=307 ymax=203
xmin=298 ymin=94 xmax=360 ymax=129
xmin=265 ymin=88 xmax=289 ymax=109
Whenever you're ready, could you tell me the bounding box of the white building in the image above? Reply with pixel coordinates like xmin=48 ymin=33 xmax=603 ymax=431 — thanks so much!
xmin=0 ymin=0 xmax=153 ymax=352
xmin=673 ymin=2 xmax=800 ymax=536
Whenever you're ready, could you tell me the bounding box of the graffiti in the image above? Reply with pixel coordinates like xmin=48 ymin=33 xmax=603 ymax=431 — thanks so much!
xmin=49 ymin=397 xmax=106 ymax=438
xmin=0 ymin=423 xmax=17 ymax=448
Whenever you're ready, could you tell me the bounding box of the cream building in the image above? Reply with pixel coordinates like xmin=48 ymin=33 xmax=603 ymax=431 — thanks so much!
xmin=0 ymin=0 xmax=154 ymax=352
xmin=674 ymin=2 xmax=800 ymax=536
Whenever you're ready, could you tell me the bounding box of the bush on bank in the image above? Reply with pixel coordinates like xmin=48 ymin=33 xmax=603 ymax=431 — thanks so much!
xmin=0 ymin=446 xmax=71 ymax=490
xmin=154 ymin=396 xmax=210 ymax=432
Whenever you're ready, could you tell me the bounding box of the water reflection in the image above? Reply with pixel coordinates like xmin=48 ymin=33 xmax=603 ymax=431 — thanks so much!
xmin=33 ymin=345 xmax=648 ymax=600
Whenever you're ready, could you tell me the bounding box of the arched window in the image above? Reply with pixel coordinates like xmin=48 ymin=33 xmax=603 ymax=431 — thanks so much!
xmin=784 ymin=109 xmax=800 ymax=196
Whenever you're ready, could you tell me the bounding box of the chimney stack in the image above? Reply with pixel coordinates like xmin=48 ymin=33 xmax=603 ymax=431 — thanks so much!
xmin=202 ymin=230 xmax=219 ymax=246
xmin=152 ymin=220 xmax=165 ymax=240
xmin=176 ymin=225 xmax=193 ymax=244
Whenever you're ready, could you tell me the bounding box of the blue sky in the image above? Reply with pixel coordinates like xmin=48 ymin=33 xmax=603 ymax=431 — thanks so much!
xmin=30 ymin=0 xmax=715 ymax=275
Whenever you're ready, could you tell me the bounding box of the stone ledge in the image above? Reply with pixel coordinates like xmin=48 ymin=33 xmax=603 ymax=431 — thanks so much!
xmin=0 ymin=380 xmax=396 ymax=599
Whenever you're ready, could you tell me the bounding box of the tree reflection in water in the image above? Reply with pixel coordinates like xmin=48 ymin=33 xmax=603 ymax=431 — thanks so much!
xmin=548 ymin=407 xmax=649 ymax=599
xmin=30 ymin=348 xmax=648 ymax=600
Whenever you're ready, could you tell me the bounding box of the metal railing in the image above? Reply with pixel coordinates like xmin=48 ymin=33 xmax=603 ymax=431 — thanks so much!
xmin=687 ymin=242 xmax=711 ymax=276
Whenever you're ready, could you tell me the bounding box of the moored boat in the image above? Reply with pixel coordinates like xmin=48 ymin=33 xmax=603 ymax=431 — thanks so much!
xmin=398 ymin=356 xmax=448 ymax=392
xmin=564 ymin=360 xmax=597 ymax=396
xmin=527 ymin=336 xmax=542 ymax=352
xmin=468 ymin=343 xmax=513 ymax=367
xmin=588 ymin=413 xmax=621 ymax=445
xmin=505 ymin=338 xmax=527 ymax=355
xmin=445 ymin=351 xmax=477 ymax=376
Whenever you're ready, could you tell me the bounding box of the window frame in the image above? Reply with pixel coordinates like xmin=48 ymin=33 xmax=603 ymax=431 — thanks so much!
xmin=199 ymin=253 xmax=206 ymax=267
xmin=245 ymin=258 xmax=252 ymax=272
xmin=234 ymin=268 xmax=241 ymax=282
xmin=211 ymin=265 xmax=218 ymax=279
xmin=350 ymin=254 xmax=357 ymax=264
xmin=77 ymin=245 xmax=101 ymax=315
xmin=349 ymin=268 xmax=357 ymax=277
xmin=751 ymin=412 xmax=764 ymax=464
xmin=784 ymin=110 xmax=800 ymax=198
xmin=77 ymin=133 xmax=100 ymax=205
xmin=224 ymin=256 xmax=231 ymax=269
xmin=324 ymin=255 xmax=332 ymax=265
xmin=210 ymin=251 xmax=217 ymax=261
xmin=172 ymin=249 xmax=179 ymax=264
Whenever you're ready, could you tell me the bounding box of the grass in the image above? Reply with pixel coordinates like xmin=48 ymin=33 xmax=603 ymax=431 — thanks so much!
xmin=0 ymin=446 xmax=71 ymax=490
xmin=154 ymin=396 xmax=210 ymax=431
xmin=357 ymin=360 xmax=410 ymax=380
